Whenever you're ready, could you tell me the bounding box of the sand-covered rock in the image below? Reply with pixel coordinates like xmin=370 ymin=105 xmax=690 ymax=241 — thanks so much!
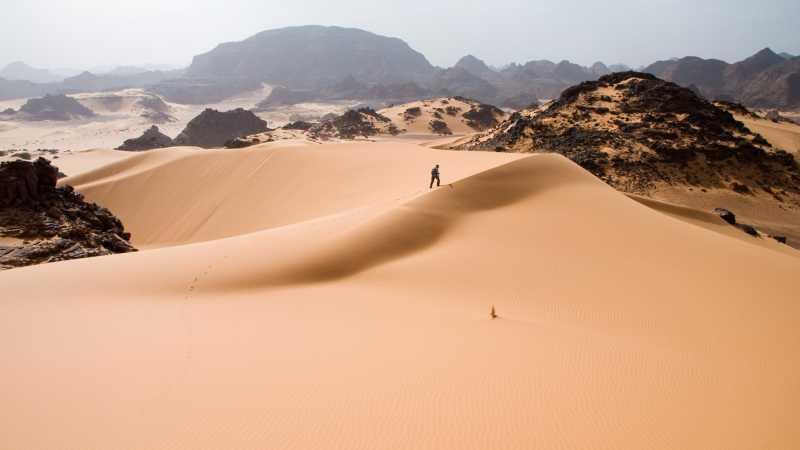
xmin=379 ymin=97 xmax=508 ymax=134
xmin=0 ymin=157 xmax=135 ymax=270
xmin=308 ymin=108 xmax=399 ymax=139
xmin=172 ymin=108 xmax=269 ymax=148
xmin=116 ymin=126 xmax=173 ymax=151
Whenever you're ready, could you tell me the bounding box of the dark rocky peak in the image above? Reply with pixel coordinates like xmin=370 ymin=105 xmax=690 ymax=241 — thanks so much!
xmin=116 ymin=126 xmax=174 ymax=151
xmin=454 ymin=55 xmax=499 ymax=80
xmin=172 ymin=108 xmax=269 ymax=148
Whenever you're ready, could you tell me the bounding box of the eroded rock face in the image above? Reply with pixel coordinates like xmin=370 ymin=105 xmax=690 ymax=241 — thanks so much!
xmin=116 ymin=126 xmax=173 ymax=151
xmin=0 ymin=158 xmax=135 ymax=270
xmin=172 ymin=108 xmax=269 ymax=148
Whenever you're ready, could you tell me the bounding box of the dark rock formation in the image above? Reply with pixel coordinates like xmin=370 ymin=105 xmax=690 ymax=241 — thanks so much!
xmin=713 ymin=208 xmax=737 ymax=225
xmin=458 ymin=72 xmax=800 ymax=203
xmin=283 ymin=121 xmax=314 ymax=131
xmin=462 ymin=102 xmax=505 ymax=130
xmin=771 ymin=235 xmax=788 ymax=244
xmin=172 ymin=108 xmax=269 ymax=148
xmin=116 ymin=126 xmax=173 ymax=151
xmin=14 ymin=94 xmax=95 ymax=121
xmin=0 ymin=158 xmax=135 ymax=270
xmin=224 ymin=137 xmax=262 ymax=148
xmin=309 ymin=108 xmax=397 ymax=139
xmin=429 ymin=120 xmax=452 ymax=135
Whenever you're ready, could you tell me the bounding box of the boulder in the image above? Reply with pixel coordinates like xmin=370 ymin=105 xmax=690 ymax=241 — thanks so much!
xmin=712 ymin=208 xmax=737 ymax=225
xmin=770 ymin=235 xmax=788 ymax=244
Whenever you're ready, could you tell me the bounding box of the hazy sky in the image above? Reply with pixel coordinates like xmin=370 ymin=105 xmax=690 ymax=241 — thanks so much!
xmin=2 ymin=0 xmax=798 ymax=70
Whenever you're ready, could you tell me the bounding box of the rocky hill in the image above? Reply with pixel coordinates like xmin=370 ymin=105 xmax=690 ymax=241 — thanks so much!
xmin=379 ymin=97 xmax=508 ymax=135
xmin=0 ymin=158 xmax=135 ymax=270
xmin=458 ymin=72 xmax=800 ymax=206
xmin=7 ymin=94 xmax=96 ymax=121
xmin=172 ymin=108 xmax=269 ymax=148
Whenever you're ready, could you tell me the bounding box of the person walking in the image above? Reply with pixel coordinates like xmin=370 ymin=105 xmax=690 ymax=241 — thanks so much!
xmin=430 ymin=164 xmax=441 ymax=189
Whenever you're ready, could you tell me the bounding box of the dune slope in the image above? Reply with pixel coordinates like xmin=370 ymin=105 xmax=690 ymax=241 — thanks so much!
xmin=64 ymin=141 xmax=527 ymax=247
xmin=2 ymin=150 xmax=799 ymax=449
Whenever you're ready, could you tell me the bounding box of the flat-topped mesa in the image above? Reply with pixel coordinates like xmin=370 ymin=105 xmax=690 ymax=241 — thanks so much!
xmin=172 ymin=108 xmax=269 ymax=148
xmin=0 ymin=158 xmax=136 ymax=270
xmin=116 ymin=125 xmax=173 ymax=151
xmin=458 ymin=72 xmax=800 ymax=202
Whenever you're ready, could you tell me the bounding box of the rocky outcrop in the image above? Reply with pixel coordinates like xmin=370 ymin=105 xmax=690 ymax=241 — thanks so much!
xmin=172 ymin=108 xmax=269 ymax=148
xmin=0 ymin=158 xmax=135 ymax=270
xmin=308 ymin=108 xmax=398 ymax=139
xmin=462 ymin=101 xmax=505 ymax=130
xmin=429 ymin=120 xmax=452 ymax=135
xmin=116 ymin=126 xmax=173 ymax=151
xmin=13 ymin=94 xmax=95 ymax=121
xmin=713 ymin=208 xmax=737 ymax=225
xmin=459 ymin=72 xmax=800 ymax=203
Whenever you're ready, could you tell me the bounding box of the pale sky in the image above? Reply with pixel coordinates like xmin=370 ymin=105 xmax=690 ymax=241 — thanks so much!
xmin=1 ymin=0 xmax=798 ymax=70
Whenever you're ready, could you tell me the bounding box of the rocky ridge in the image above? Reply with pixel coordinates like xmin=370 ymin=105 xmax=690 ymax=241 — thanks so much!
xmin=0 ymin=157 xmax=135 ymax=270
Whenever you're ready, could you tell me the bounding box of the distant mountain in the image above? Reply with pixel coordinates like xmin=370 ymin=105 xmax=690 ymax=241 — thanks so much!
xmin=608 ymin=64 xmax=632 ymax=72
xmin=779 ymin=52 xmax=796 ymax=59
xmin=454 ymin=55 xmax=502 ymax=82
xmin=644 ymin=48 xmax=798 ymax=107
xmin=0 ymin=62 xmax=63 ymax=84
xmin=0 ymin=78 xmax=51 ymax=100
xmin=0 ymin=68 xmax=184 ymax=101
xmin=590 ymin=62 xmax=611 ymax=77
xmin=740 ymin=57 xmax=800 ymax=109
xmin=60 ymin=70 xmax=183 ymax=92
xmin=186 ymin=25 xmax=437 ymax=90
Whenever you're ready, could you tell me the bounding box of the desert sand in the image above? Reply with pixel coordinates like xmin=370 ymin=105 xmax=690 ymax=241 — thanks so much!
xmin=2 ymin=140 xmax=800 ymax=449
xmin=735 ymin=114 xmax=800 ymax=157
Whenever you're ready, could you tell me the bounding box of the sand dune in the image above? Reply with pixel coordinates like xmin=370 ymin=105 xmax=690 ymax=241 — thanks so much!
xmin=2 ymin=143 xmax=800 ymax=449
xmin=64 ymin=141 xmax=527 ymax=247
